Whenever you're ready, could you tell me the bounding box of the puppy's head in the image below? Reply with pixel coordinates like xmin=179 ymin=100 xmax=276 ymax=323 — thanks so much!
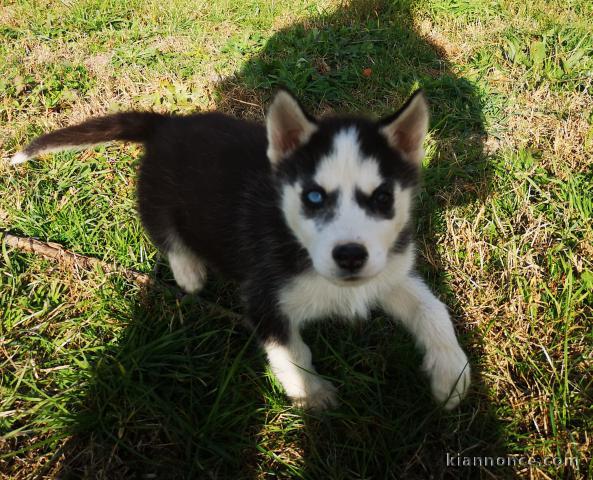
xmin=267 ymin=89 xmax=428 ymax=284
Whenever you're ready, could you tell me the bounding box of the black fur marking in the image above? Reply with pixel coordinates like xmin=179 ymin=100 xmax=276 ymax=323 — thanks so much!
xmin=22 ymin=112 xmax=165 ymax=158
xmin=137 ymin=113 xmax=314 ymax=344
xmin=391 ymin=222 xmax=414 ymax=254
xmin=354 ymin=182 xmax=395 ymax=219
xmin=358 ymin=121 xmax=419 ymax=189
xmin=277 ymin=117 xmax=419 ymax=191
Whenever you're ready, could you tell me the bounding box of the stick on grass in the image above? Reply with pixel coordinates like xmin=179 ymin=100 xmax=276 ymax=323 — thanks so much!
xmin=0 ymin=230 xmax=151 ymax=285
xmin=0 ymin=230 xmax=244 ymax=320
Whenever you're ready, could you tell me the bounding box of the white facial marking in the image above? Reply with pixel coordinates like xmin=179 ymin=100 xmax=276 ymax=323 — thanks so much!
xmin=281 ymin=127 xmax=413 ymax=283
xmin=313 ymin=127 xmax=382 ymax=194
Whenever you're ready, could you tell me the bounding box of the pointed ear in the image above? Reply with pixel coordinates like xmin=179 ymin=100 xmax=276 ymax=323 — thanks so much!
xmin=266 ymin=90 xmax=317 ymax=166
xmin=379 ymin=90 xmax=429 ymax=166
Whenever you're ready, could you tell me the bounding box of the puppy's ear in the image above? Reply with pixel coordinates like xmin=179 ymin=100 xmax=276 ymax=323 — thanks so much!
xmin=266 ymin=90 xmax=317 ymax=166
xmin=379 ymin=90 xmax=429 ymax=166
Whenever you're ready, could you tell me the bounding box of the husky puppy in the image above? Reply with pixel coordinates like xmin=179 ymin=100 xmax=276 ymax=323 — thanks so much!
xmin=10 ymin=90 xmax=470 ymax=410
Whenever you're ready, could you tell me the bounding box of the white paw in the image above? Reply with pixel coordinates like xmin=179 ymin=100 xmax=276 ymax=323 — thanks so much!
xmin=423 ymin=345 xmax=471 ymax=410
xmin=291 ymin=376 xmax=338 ymax=411
xmin=168 ymin=252 xmax=207 ymax=294
xmin=173 ymin=265 xmax=206 ymax=293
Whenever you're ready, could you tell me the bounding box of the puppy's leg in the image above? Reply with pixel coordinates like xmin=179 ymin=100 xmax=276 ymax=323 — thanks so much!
xmin=167 ymin=238 xmax=207 ymax=294
xmin=264 ymin=326 xmax=337 ymax=410
xmin=380 ymin=274 xmax=470 ymax=409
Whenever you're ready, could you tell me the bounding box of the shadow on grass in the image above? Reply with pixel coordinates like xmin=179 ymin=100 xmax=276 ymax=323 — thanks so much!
xmin=214 ymin=0 xmax=505 ymax=477
xmin=55 ymin=0 xmax=506 ymax=478
xmin=54 ymin=275 xmax=272 ymax=478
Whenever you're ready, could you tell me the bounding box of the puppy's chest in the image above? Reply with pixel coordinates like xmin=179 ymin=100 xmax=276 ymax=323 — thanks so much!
xmin=277 ymin=271 xmax=389 ymax=324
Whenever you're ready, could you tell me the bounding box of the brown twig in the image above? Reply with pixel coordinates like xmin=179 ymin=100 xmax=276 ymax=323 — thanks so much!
xmin=0 ymin=230 xmax=244 ymax=320
xmin=0 ymin=230 xmax=151 ymax=285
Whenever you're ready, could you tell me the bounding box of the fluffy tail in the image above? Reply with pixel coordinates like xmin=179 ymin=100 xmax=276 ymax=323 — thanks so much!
xmin=10 ymin=112 xmax=166 ymax=165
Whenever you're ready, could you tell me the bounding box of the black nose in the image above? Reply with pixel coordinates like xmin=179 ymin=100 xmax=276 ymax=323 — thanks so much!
xmin=332 ymin=243 xmax=368 ymax=272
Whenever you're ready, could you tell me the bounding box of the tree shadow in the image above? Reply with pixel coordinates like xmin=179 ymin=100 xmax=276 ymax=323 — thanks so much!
xmin=53 ymin=274 xmax=272 ymax=478
xmin=53 ymin=0 xmax=507 ymax=478
xmin=211 ymin=0 xmax=505 ymax=477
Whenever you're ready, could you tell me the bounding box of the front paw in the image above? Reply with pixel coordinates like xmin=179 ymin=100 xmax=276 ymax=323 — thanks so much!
xmin=291 ymin=376 xmax=338 ymax=411
xmin=423 ymin=345 xmax=471 ymax=410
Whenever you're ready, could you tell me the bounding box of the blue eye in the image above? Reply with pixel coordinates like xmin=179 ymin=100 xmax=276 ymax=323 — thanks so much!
xmin=305 ymin=190 xmax=325 ymax=205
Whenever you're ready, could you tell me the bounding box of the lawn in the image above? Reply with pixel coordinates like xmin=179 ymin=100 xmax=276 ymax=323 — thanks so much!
xmin=0 ymin=0 xmax=592 ymax=478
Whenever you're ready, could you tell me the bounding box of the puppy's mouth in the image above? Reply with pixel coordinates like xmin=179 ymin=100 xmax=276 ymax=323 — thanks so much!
xmin=342 ymin=275 xmax=362 ymax=282
xmin=326 ymin=271 xmax=377 ymax=286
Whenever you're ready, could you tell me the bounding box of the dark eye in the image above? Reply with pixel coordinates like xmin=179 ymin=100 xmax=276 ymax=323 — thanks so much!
xmin=372 ymin=189 xmax=393 ymax=210
xmin=304 ymin=189 xmax=325 ymax=207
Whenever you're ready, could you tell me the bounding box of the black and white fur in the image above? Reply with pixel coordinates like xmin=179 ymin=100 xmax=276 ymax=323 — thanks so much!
xmin=10 ymin=90 xmax=470 ymax=410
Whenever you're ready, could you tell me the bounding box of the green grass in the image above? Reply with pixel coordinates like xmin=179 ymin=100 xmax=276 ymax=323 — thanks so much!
xmin=1 ymin=0 xmax=592 ymax=478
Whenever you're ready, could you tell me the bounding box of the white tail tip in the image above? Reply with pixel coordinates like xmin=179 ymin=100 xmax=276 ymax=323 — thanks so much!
xmin=10 ymin=151 xmax=29 ymax=165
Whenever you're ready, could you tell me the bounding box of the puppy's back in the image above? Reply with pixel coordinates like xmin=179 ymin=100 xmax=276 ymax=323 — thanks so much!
xmin=138 ymin=112 xmax=270 ymax=279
